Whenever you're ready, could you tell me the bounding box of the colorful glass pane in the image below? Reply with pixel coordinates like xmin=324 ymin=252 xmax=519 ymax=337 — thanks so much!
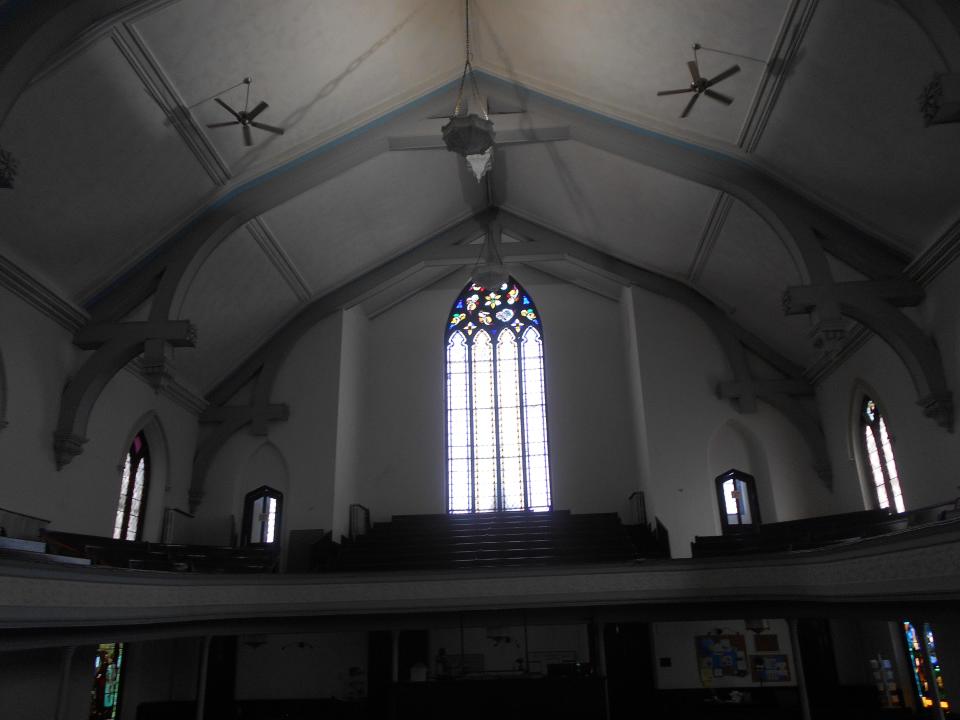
xmin=90 ymin=642 xmax=124 ymax=720
xmin=472 ymin=330 xmax=498 ymax=512
xmin=444 ymin=276 xmax=551 ymax=513
xmin=446 ymin=332 xmax=472 ymax=513
xmin=904 ymin=621 xmax=950 ymax=711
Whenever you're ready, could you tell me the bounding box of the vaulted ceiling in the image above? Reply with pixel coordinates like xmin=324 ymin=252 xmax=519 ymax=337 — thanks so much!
xmin=2 ymin=0 xmax=959 ymax=400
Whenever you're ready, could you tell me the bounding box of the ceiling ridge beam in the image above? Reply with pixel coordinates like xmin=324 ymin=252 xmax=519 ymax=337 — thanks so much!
xmin=688 ymin=192 xmax=735 ymax=282
xmin=246 ymin=217 xmax=312 ymax=303
xmin=736 ymin=0 xmax=820 ymax=152
xmin=110 ymin=23 xmax=231 ymax=185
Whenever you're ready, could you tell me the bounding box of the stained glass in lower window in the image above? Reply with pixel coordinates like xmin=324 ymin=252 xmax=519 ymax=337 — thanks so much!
xmin=90 ymin=642 xmax=124 ymax=720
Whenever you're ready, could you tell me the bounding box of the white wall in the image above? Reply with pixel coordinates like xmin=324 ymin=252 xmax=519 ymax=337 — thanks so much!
xmin=0 ymin=286 xmax=198 ymax=540
xmin=430 ymin=623 xmax=590 ymax=675
xmin=199 ymin=313 xmax=343 ymax=545
xmin=0 ymin=645 xmax=96 ymax=720
xmin=235 ymin=632 xmax=367 ymax=700
xmin=622 ymin=287 xmax=834 ymax=556
xmin=355 ymin=272 xmax=639 ymax=522
xmin=332 ymin=307 xmax=368 ymax=540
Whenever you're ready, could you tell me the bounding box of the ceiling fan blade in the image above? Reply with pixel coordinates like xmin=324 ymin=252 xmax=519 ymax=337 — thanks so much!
xmin=247 ymin=101 xmax=269 ymax=120
xmin=707 ymin=64 xmax=741 ymax=87
xmin=703 ymin=89 xmax=733 ymax=105
xmin=251 ymin=121 xmax=285 ymax=135
xmin=243 ymin=124 xmax=253 ymax=146
xmin=206 ymin=121 xmax=240 ymax=128
xmin=680 ymin=92 xmax=700 ymax=118
xmin=215 ymin=98 xmax=240 ymax=119
xmin=687 ymin=60 xmax=702 ymax=83
xmin=657 ymin=88 xmax=694 ymax=96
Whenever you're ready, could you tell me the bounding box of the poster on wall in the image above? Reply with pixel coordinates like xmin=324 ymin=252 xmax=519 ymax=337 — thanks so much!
xmin=750 ymin=654 xmax=791 ymax=683
xmin=694 ymin=634 xmax=748 ymax=683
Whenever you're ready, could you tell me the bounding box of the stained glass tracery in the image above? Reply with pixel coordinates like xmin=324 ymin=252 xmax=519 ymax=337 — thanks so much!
xmin=860 ymin=397 xmax=904 ymax=513
xmin=445 ymin=278 xmax=551 ymax=513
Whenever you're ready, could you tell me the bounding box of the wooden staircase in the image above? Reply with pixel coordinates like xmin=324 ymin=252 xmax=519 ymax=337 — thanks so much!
xmin=336 ymin=510 xmax=638 ymax=571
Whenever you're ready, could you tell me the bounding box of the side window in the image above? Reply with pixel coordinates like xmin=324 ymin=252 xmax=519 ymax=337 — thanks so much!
xmin=242 ymin=486 xmax=283 ymax=545
xmin=860 ymin=397 xmax=905 ymax=513
xmin=715 ymin=469 xmax=760 ymax=534
xmin=113 ymin=431 xmax=149 ymax=541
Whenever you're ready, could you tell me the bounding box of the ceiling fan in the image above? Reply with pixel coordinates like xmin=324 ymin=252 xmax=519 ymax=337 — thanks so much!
xmin=657 ymin=45 xmax=741 ymax=118
xmin=206 ymin=78 xmax=285 ymax=146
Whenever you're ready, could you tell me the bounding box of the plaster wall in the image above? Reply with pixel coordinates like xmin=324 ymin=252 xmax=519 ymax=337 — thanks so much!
xmin=199 ymin=313 xmax=342 ymax=545
xmin=234 ymin=631 xmax=367 ymax=700
xmin=0 ymin=645 xmax=95 ymax=720
xmin=120 ymin=637 xmax=201 ymax=713
xmin=331 ymin=307 xmax=368 ymax=541
xmin=355 ymin=272 xmax=639 ymax=522
xmin=622 ymin=287 xmax=835 ymax=557
xmin=0 ymin=286 xmax=197 ymax=541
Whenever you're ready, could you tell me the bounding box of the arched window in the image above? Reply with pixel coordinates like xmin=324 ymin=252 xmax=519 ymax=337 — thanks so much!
xmin=860 ymin=397 xmax=905 ymax=513
xmin=242 ymin=486 xmax=283 ymax=544
xmin=113 ymin=431 xmax=149 ymax=540
xmin=445 ymin=278 xmax=551 ymax=513
xmin=715 ymin=469 xmax=760 ymax=534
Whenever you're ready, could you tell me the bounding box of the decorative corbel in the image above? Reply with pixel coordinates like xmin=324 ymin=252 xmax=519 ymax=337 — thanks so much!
xmin=784 ymin=278 xmax=952 ymax=430
xmin=54 ymin=320 xmax=197 ymax=469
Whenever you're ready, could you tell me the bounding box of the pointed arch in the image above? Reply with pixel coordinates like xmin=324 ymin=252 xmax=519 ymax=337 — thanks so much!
xmin=113 ymin=412 xmax=169 ymax=541
xmin=444 ymin=277 xmax=552 ymax=513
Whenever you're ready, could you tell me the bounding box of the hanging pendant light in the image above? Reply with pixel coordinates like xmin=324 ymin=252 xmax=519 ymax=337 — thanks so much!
xmin=443 ymin=0 xmax=494 ymax=181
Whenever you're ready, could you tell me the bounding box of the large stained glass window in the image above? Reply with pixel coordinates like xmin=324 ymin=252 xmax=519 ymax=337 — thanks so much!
xmin=904 ymin=621 xmax=950 ymax=712
xmin=89 ymin=642 xmax=124 ymax=720
xmin=860 ymin=397 xmax=905 ymax=513
xmin=445 ymin=278 xmax=551 ymax=513
xmin=113 ymin=432 xmax=149 ymax=540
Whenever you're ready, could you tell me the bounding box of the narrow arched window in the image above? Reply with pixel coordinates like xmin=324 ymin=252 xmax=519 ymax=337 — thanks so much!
xmin=445 ymin=278 xmax=551 ymax=513
xmin=715 ymin=469 xmax=760 ymax=533
xmin=113 ymin=431 xmax=149 ymax=540
xmin=242 ymin=486 xmax=283 ymax=545
xmin=860 ymin=397 xmax=905 ymax=513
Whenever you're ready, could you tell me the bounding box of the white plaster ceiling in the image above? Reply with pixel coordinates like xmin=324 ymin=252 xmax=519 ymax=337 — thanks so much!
xmin=3 ymin=0 xmax=958 ymax=391
xmin=695 ymin=199 xmax=819 ymax=366
xmin=496 ymin=140 xmax=719 ymax=277
xmin=133 ymin=0 xmax=464 ymax=175
xmin=473 ymin=0 xmax=792 ymax=145
xmin=262 ymin=149 xmax=484 ymax=296
xmin=174 ymin=226 xmax=300 ymax=392
xmin=0 ymin=36 xmax=215 ymax=302
xmin=754 ymin=0 xmax=960 ymax=253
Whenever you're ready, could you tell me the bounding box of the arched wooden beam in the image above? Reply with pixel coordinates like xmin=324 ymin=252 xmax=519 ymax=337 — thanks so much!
xmin=784 ymin=281 xmax=953 ymax=430
xmin=53 ymin=321 xmax=195 ymax=469
xmin=0 ymin=0 xmax=152 ymax=130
